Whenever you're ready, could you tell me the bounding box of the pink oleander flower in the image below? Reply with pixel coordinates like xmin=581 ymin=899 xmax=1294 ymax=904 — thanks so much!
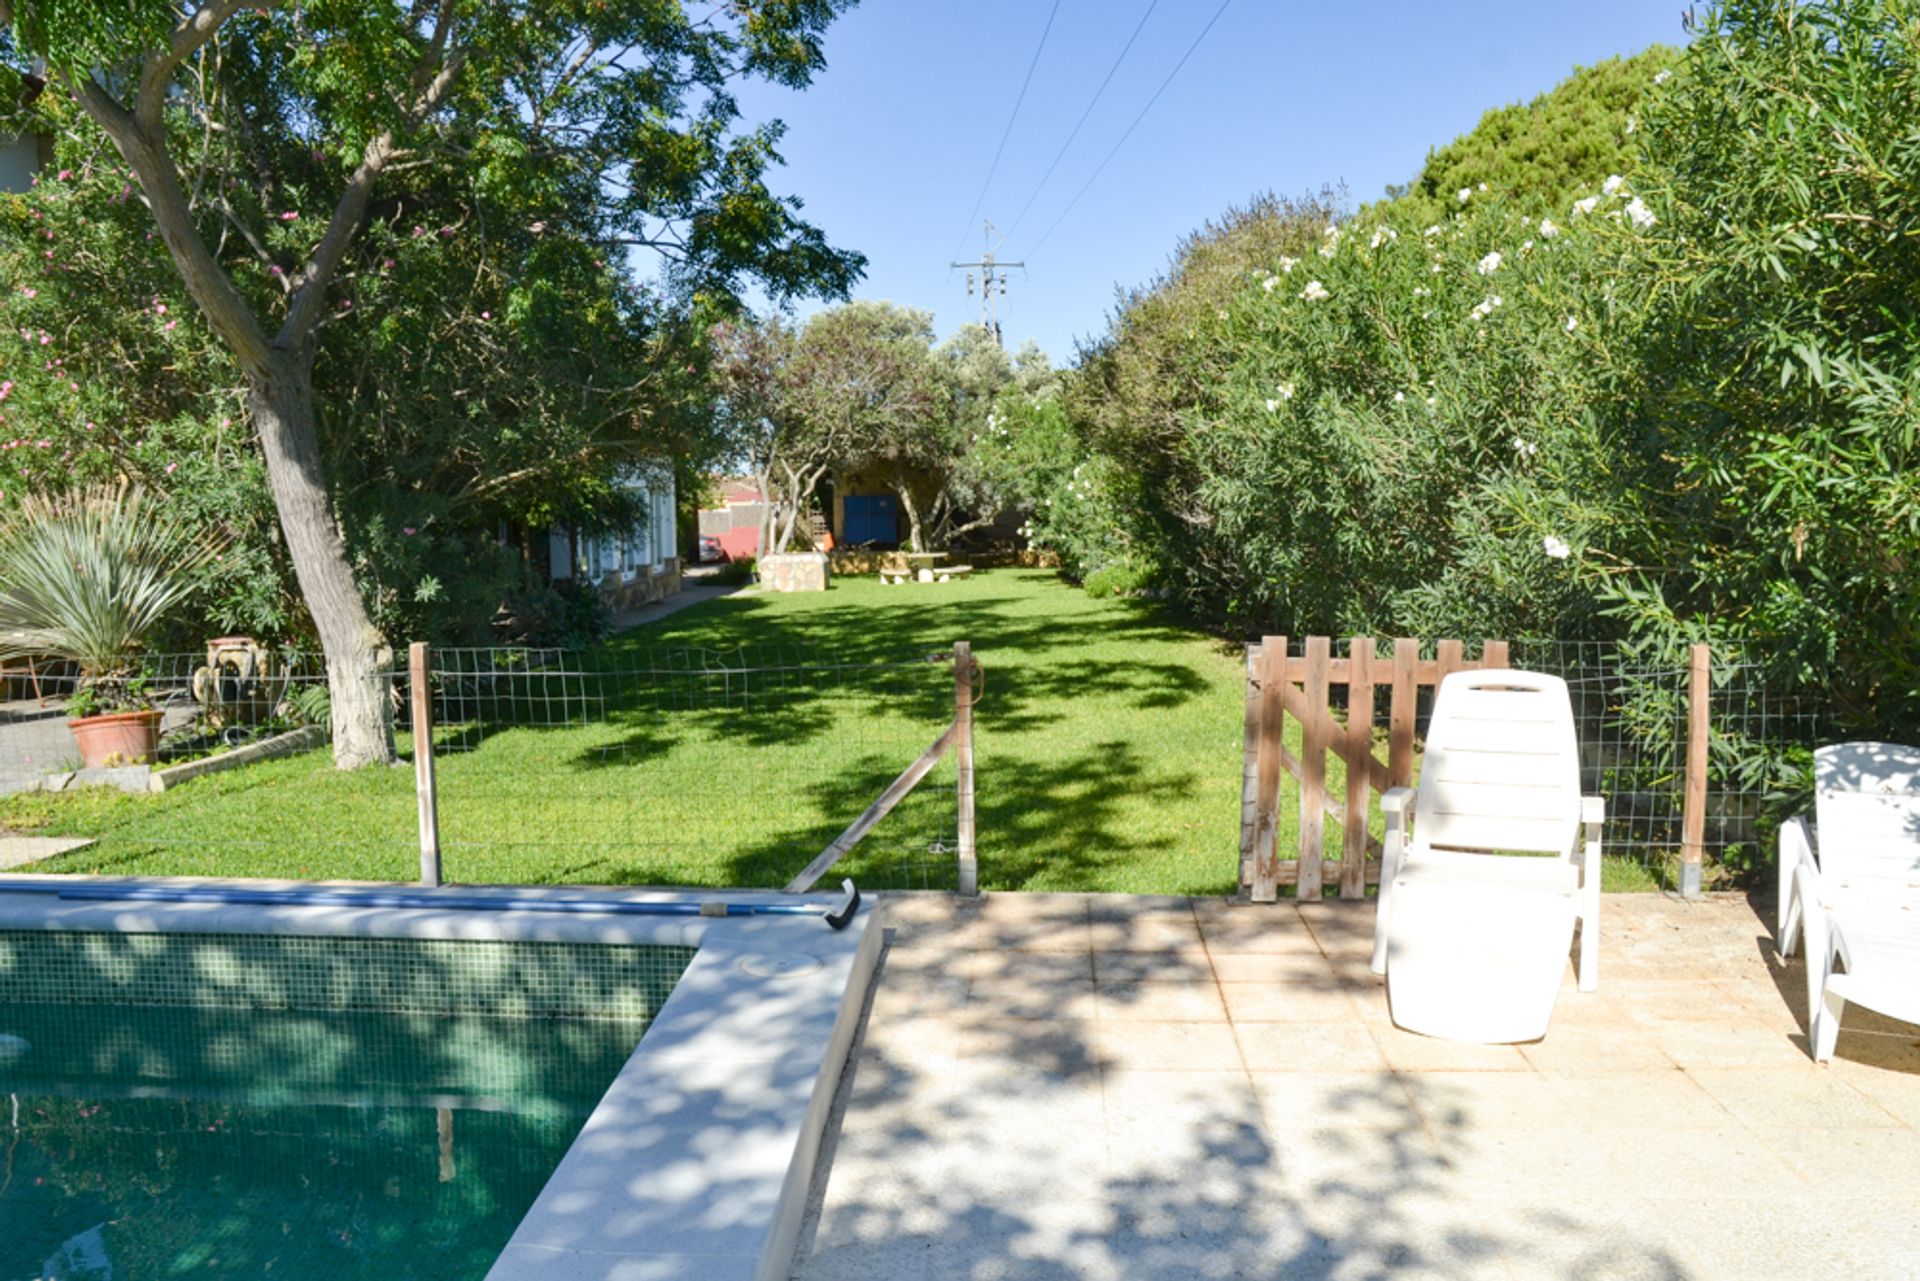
xmin=165 ymin=462 xmax=178 ymax=474
xmin=402 ymin=526 xmax=416 ymax=536
xmin=280 ymin=211 xmax=299 ymax=221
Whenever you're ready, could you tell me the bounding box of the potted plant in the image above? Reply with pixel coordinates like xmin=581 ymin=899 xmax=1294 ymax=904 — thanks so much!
xmin=0 ymin=486 xmax=222 ymax=769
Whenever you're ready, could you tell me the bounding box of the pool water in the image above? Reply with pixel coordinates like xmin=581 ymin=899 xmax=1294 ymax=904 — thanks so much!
xmin=0 ymin=1000 xmax=649 ymax=1280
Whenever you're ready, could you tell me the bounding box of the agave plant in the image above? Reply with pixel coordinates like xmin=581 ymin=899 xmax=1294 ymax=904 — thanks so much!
xmin=0 ymin=486 xmax=224 ymax=714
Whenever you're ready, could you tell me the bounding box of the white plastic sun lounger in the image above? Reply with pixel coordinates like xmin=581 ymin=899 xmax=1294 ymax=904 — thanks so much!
xmin=1777 ymin=741 xmax=1920 ymax=1062
xmin=1370 ymin=669 xmax=1604 ymax=1043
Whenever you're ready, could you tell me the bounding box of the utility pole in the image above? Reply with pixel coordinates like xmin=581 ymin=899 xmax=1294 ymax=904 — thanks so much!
xmin=951 ymin=222 xmax=1023 ymax=347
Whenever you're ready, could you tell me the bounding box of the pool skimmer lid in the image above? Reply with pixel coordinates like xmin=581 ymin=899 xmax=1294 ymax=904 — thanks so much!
xmin=738 ymin=952 xmax=824 ymax=979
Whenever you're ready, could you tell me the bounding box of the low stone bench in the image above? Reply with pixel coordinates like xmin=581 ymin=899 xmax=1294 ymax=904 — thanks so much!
xmin=879 ymin=563 xmax=974 ymax=584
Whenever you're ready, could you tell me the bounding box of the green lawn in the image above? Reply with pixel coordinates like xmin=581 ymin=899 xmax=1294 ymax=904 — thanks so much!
xmin=0 ymin=568 xmax=1657 ymax=892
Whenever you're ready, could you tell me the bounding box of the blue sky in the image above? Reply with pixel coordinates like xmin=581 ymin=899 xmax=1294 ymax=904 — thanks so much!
xmin=729 ymin=1 xmax=1689 ymax=363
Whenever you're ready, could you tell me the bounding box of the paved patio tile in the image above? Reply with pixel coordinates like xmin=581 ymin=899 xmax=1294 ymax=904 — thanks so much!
xmin=1367 ymin=1022 xmax=1534 ymax=1072
xmin=1218 ymin=977 xmax=1361 ymax=1023
xmin=1193 ymin=907 xmax=1325 ymax=955
xmin=1089 ymin=947 xmax=1212 ymax=983
xmin=1086 ymin=913 xmax=1203 ymax=951
xmin=955 ymin=949 xmax=1095 ymax=983
xmin=1593 ymin=1125 xmax=1805 ymax=1198
xmin=1398 ymin=1069 xmax=1572 ymax=1132
xmin=1535 ymin=1068 xmax=1733 ymax=1129
xmin=1095 ymin=1020 xmax=1243 ymax=1072
xmin=1206 ymin=949 xmax=1344 ymax=984
xmin=1431 ymin=1124 xmax=1616 ymax=1197
xmin=1092 ymin=979 xmax=1227 ymax=1022
xmin=1248 ymin=1071 xmax=1421 ymax=1133
xmin=1233 ymin=1020 xmax=1387 ymax=1073
xmin=1518 ymin=1024 xmax=1677 ymax=1074
xmin=965 ymin=977 xmax=1098 ymax=1022
xmin=1760 ymin=1126 xmax=1920 ymax=1194
xmin=794 ymin=893 xmax=1920 ymax=1281
xmin=1688 ymin=1067 xmax=1905 ymax=1129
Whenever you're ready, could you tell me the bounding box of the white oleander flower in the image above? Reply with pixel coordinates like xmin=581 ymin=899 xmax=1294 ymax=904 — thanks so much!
xmin=1278 ymin=382 xmax=1295 ymax=400
xmin=1477 ymin=251 xmax=1503 ymax=276
xmin=1522 ymin=239 xmax=1535 ymax=252
xmin=1393 ymin=391 xmax=1406 ymax=403
xmin=1477 ymin=181 xmax=1488 ymax=193
xmin=1429 ymin=262 xmax=1442 ymax=274
xmin=1264 ymin=399 xmax=1279 ymax=413
xmin=1423 ymin=224 xmax=1443 ymax=238
xmin=1654 ymin=69 xmax=1672 ymax=85
xmin=1542 ymin=535 xmax=1571 ymax=560
xmin=1603 ymin=174 xmax=1626 ymax=196
xmin=1512 ymin=437 xmax=1538 ymax=457
xmin=1625 ymin=197 xmax=1657 ymax=230
xmin=1625 ymin=115 xmax=1637 ymax=135
xmin=1539 ymin=218 xmax=1560 ymax=238
xmin=1277 ymin=255 xmax=1298 ymax=273
xmin=1457 ymin=187 xmax=1472 ymax=204
xmin=1261 ymin=274 xmax=1279 ymax=291
xmin=1301 ymin=280 xmax=1330 ymax=303
xmin=1469 ymin=294 xmax=1504 ymax=321
xmin=1572 ymin=195 xmax=1600 ymax=217
xmin=1565 ymin=315 xmax=1578 ymax=332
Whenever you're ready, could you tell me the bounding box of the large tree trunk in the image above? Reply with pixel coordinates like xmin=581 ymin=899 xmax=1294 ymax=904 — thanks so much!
xmin=247 ymin=362 xmax=396 ymax=768
xmin=894 ymin=481 xmax=927 ymax=553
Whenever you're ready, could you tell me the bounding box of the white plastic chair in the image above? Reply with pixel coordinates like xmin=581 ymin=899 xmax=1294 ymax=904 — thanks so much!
xmin=1777 ymin=741 xmax=1920 ymax=1062
xmin=1369 ymin=669 xmax=1604 ymax=1043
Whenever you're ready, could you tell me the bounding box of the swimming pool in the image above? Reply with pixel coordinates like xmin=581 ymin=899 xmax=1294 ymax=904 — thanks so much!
xmin=0 ymin=879 xmax=880 ymax=1281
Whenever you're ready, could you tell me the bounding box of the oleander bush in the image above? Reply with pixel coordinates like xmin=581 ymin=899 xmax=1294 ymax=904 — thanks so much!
xmin=1058 ymin=0 xmax=1920 ymax=734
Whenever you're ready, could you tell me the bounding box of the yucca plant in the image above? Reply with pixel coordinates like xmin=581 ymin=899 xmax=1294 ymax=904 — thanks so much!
xmin=0 ymin=486 xmax=224 ymax=716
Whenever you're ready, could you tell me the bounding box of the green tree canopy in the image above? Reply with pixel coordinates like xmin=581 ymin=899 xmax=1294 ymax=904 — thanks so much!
xmin=0 ymin=0 xmax=865 ymax=765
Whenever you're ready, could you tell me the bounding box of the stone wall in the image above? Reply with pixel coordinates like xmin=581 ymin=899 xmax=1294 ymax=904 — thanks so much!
xmin=596 ymin=558 xmax=682 ymax=611
xmin=758 ymin=551 xmax=830 ymax=593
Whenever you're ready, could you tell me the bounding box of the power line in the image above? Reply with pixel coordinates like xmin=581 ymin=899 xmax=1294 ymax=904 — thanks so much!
xmin=993 ymin=0 xmax=1162 ymax=252
xmin=1021 ymin=0 xmax=1233 ymax=260
xmin=945 ymin=0 xmax=1064 ymax=266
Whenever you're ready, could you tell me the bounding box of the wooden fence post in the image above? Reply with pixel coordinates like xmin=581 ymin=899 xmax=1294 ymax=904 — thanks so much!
xmin=1680 ymin=642 xmax=1710 ymax=900
xmin=1389 ymin=638 xmax=1418 ymax=789
xmin=1297 ymin=636 xmax=1331 ymax=901
xmin=954 ymin=640 xmax=978 ymax=896
xmin=1239 ymin=645 xmax=1260 ymax=897
xmin=1341 ymin=637 xmax=1375 ymax=899
xmin=410 ymin=641 xmax=442 ymax=888
xmin=1250 ymin=637 xmax=1287 ymax=902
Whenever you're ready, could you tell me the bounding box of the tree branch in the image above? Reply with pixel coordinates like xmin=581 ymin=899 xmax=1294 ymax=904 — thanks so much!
xmin=280 ymin=9 xmax=466 ymax=348
xmin=70 ymin=74 xmax=275 ymax=370
xmin=137 ymin=1 xmax=261 ymax=126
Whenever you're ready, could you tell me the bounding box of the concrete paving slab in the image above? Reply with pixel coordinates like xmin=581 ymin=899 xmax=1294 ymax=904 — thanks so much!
xmin=0 ymin=835 xmax=93 ymax=868
xmin=790 ymin=892 xmax=1920 ymax=1281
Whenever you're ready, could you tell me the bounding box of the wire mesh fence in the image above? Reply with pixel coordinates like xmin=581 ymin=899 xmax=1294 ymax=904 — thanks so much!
xmin=1 ymin=646 xmax=334 ymax=780
xmin=409 ymin=644 xmax=964 ymax=891
xmin=1509 ymin=640 xmax=1827 ymax=880
xmin=1248 ymin=635 xmax=1827 ymax=888
xmin=2 ymin=642 xmax=964 ymax=890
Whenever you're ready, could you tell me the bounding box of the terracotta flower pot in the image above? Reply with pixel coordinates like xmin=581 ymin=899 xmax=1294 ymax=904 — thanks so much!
xmin=67 ymin=709 xmax=164 ymax=769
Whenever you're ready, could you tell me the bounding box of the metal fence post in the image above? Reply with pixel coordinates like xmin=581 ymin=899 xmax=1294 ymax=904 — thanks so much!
xmin=1680 ymin=642 xmax=1710 ymax=900
xmin=953 ymin=640 xmax=977 ymax=896
xmin=410 ymin=641 xmax=443 ymax=888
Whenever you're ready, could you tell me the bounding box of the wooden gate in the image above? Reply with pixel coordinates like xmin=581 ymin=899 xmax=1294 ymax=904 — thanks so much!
xmin=1239 ymin=636 xmax=1511 ymax=902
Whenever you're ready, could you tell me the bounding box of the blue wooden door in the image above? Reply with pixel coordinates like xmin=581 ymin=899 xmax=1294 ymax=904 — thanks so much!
xmin=843 ymin=494 xmax=898 ymax=545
